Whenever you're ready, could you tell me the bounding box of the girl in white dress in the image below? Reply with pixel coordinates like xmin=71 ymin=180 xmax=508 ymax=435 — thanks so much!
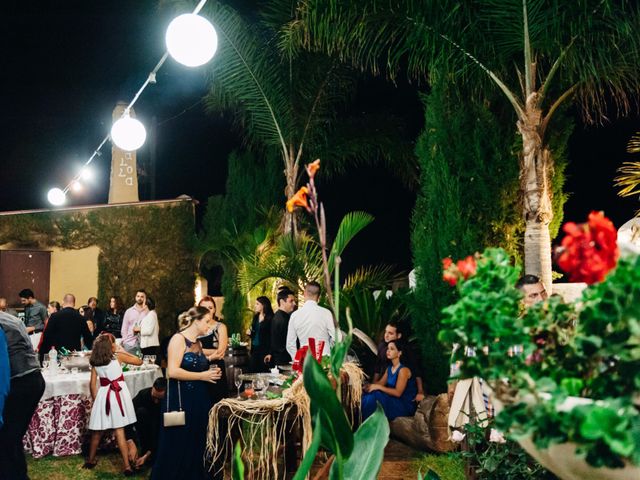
xmin=84 ymin=333 xmax=142 ymax=475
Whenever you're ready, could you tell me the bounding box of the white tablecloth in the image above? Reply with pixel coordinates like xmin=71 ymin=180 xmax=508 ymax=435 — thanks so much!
xmin=40 ymin=365 xmax=162 ymax=401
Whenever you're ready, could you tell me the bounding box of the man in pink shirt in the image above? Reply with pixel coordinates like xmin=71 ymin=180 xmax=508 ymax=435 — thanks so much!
xmin=121 ymin=290 xmax=149 ymax=352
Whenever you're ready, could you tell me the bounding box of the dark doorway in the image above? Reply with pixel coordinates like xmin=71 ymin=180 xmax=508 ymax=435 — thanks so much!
xmin=0 ymin=250 xmax=51 ymax=307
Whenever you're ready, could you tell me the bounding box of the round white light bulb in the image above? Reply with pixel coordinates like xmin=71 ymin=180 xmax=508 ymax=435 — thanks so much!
xmin=166 ymin=13 xmax=218 ymax=67
xmin=80 ymin=168 xmax=92 ymax=180
xmin=111 ymin=114 xmax=147 ymax=151
xmin=47 ymin=188 xmax=66 ymax=206
xmin=71 ymin=181 xmax=83 ymax=192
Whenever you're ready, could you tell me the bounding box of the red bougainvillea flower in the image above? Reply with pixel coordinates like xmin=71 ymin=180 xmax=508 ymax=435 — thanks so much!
xmin=442 ymin=257 xmax=453 ymax=269
xmin=286 ymin=186 xmax=310 ymax=213
xmin=556 ymin=211 xmax=619 ymax=284
xmin=456 ymin=255 xmax=477 ymax=279
xmin=306 ymin=159 xmax=321 ymax=179
xmin=443 ymin=270 xmax=458 ymax=286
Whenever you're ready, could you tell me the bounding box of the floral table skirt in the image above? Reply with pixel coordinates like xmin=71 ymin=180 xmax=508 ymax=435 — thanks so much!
xmin=23 ymin=394 xmax=94 ymax=458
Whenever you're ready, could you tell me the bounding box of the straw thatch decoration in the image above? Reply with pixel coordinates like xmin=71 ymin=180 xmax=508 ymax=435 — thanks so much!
xmin=205 ymin=362 xmax=364 ymax=479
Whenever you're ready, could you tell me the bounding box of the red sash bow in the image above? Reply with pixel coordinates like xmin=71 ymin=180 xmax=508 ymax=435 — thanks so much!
xmin=292 ymin=338 xmax=325 ymax=374
xmin=100 ymin=374 xmax=125 ymax=417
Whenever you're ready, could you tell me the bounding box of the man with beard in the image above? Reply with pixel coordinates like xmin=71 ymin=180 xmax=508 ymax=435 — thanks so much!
xmin=264 ymin=288 xmax=296 ymax=366
xmin=121 ymin=290 xmax=149 ymax=354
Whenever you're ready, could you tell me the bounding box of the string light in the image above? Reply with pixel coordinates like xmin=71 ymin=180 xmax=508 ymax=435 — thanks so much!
xmin=48 ymin=0 xmax=215 ymax=206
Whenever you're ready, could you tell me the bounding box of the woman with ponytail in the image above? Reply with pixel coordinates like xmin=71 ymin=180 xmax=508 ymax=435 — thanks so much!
xmin=151 ymin=307 xmax=223 ymax=480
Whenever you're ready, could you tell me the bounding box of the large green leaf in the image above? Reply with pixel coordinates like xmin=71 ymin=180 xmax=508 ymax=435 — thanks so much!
xmin=292 ymin=412 xmax=324 ymax=480
xmin=329 ymin=405 xmax=390 ymax=479
xmin=303 ymin=352 xmax=354 ymax=458
xmin=328 ymin=212 xmax=374 ymax=273
xmin=232 ymin=441 xmax=245 ymax=480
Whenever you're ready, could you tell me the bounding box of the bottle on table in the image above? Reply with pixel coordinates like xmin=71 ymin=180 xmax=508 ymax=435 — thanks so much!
xmin=49 ymin=346 xmax=58 ymax=376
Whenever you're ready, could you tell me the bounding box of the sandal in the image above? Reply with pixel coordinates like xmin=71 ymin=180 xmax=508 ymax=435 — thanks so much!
xmin=82 ymin=460 xmax=98 ymax=469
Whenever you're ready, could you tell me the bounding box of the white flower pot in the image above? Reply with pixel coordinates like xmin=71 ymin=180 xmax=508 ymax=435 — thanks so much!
xmin=518 ymin=437 xmax=640 ymax=480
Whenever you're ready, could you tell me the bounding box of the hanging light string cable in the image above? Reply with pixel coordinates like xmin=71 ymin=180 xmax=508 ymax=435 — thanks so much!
xmin=60 ymin=0 xmax=210 ymax=195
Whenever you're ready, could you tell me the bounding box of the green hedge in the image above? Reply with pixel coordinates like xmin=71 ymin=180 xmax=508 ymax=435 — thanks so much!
xmin=0 ymin=201 xmax=197 ymax=337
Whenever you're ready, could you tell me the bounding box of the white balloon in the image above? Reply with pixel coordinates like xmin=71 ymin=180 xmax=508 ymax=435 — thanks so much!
xmin=166 ymin=14 xmax=218 ymax=67
xmin=47 ymin=188 xmax=66 ymax=206
xmin=111 ymin=115 xmax=147 ymax=151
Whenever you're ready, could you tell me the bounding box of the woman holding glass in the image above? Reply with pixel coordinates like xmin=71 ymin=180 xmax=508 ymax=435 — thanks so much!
xmin=151 ymin=307 xmax=222 ymax=480
xmin=197 ymin=296 xmax=228 ymax=403
xmin=247 ymin=296 xmax=273 ymax=373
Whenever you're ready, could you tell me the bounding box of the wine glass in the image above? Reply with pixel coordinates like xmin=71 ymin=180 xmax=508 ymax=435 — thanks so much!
xmin=234 ymin=369 xmax=242 ymax=399
xmin=42 ymin=360 xmax=50 ymax=370
xmin=149 ymin=355 xmax=156 ymax=365
xmin=255 ymin=378 xmax=266 ymax=398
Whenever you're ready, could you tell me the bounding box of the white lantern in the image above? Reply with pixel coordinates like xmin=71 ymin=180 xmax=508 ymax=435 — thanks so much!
xmin=111 ymin=113 xmax=147 ymax=151
xmin=47 ymin=188 xmax=66 ymax=206
xmin=166 ymin=13 xmax=218 ymax=67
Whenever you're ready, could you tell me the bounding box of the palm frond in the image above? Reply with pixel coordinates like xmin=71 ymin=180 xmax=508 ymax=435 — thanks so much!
xmin=202 ymin=1 xmax=291 ymax=154
xmin=328 ymin=211 xmax=374 ymax=272
xmin=615 ymin=161 xmax=640 ymax=198
xmin=342 ymin=264 xmax=398 ymax=291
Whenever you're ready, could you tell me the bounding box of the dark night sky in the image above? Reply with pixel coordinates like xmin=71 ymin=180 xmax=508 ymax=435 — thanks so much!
xmin=1 ymin=1 xmax=638 ymax=276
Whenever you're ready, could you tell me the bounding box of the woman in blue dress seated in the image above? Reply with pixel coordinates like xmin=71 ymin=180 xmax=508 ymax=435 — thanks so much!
xmin=362 ymin=339 xmax=417 ymax=420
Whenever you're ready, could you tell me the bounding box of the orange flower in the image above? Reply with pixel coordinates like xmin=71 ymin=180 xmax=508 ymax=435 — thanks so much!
xmin=442 ymin=257 xmax=453 ymax=269
xmin=306 ymin=159 xmax=320 ymax=179
xmin=286 ymin=186 xmax=310 ymax=213
xmin=456 ymin=256 xmax=477 ymax=279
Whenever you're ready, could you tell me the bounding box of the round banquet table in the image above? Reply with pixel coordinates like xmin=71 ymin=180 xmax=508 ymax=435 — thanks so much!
xmin=23 ymin=365 xmax=162 ymax=458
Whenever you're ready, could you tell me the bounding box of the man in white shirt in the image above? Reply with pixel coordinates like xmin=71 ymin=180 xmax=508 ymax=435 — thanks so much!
xmin=286 ymin=281 xmax=335 ymax=360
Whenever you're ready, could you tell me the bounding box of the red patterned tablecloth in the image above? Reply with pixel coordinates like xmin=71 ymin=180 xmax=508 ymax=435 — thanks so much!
xmin=24 ymin=366 xmax=161 ymax=458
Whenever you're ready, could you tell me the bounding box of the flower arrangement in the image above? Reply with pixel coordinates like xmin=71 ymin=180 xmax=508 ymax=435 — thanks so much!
xmin=438 ymin=213 xmax=640 ymax=478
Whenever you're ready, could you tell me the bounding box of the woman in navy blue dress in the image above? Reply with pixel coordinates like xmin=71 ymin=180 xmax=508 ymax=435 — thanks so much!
xmin=362 ymin=339 xmax=417 ymax=420
xmin=151 ymin=307 xmax=223 ymax=480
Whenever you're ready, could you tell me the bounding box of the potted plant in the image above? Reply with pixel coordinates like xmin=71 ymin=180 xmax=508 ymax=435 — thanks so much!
xmin=438 ymin=213 xmax=640 ymax=479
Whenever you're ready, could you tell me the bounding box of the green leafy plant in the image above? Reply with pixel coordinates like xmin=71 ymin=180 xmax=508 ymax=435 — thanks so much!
xmin=440 ymin=245 xmax=640 ymax=470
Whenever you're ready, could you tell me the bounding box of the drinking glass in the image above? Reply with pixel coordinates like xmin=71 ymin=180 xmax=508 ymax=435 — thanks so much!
xmin=42 ymin=360 xmax=50 ymax=370
xmin=255 ymin=378 xmax=266 ymax=398
xmin=234 ymin=369 xmax=243 ymax=399
xmin=143 ymin=355 xmax=150 ymax=365
xmin=244 ymin=381 xmax=255 ymax=398
xmin=149 ymin=355 xmax=156 ymax=365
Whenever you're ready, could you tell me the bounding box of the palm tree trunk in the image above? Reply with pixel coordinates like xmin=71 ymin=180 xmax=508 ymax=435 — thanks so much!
xmin=283 ymin=151 xmax=299 ymax=236
xmin=518 ymin=97 xmax=553 ymax=293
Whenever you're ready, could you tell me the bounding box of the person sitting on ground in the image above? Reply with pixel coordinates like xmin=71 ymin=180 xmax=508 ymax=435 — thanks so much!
xmin=18 ymin=289 xmax=46 ymax=335
xmin=373 ymin=321 xmax=425 ymax=402
xmin=516 ymin=274 xmax=548 ymax=307
xmin=84 ymin=333 xmax=142 ymax=475
xmin=125 ymin=377 xmax=167 ymax=470
xmin=362 ymin=339 xmax=417 ymax=421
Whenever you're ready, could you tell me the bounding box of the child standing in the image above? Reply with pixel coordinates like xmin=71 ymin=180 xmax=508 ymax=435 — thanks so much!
xmin=84 ymin=333 xmax=142 ymax=475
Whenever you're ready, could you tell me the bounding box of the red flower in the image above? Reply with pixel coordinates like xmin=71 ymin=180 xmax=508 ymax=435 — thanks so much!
xmin=556 ymin=211 xmax=619 ymax=284
xmin=286 ymin=186 xmax=310 ymax=213
xmin=442 ymin=257 xmax=453 ymax=269
xmin=443 ymin=271 xmax=458 ymax=286
xmin=456 ymin=256 xmax=477 ymax=279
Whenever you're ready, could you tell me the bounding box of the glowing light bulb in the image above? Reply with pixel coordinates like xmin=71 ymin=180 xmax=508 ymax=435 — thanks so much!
xmin=71 ymin=181 xmax=82 ymax=192
xmin=80 ymin=168 xmax=92 ymax=180
xmin=111 ymin=113 xmax=146 ymax=151
xmin=166 ymin=14 xmax=218 ymax=67
xmin=47 ymin=188 xmax=66 ymax=206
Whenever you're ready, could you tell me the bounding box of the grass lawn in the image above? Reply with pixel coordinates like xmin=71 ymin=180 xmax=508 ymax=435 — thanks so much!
xmin=414 ymin=453 xmax=466 ymax=480
xmin=27 ymin=453 xmax=148 ymax=480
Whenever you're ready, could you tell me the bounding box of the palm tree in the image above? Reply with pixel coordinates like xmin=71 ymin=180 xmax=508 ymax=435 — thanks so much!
xmin=290 ymin=0 xmax=640 ymax=291
xmin=199 ymin=0 xmax=414 ymax=234
xmin=618 ymin=134 xmax=640 ymax=215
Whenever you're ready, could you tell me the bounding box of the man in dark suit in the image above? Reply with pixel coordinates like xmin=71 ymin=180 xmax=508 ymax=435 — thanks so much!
xmin=264 ymin=288 xmax=297 ymax=367
xmin=39 ymin=293 xmax=93 ymax=360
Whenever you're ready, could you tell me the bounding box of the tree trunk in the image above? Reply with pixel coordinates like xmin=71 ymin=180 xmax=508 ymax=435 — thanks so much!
xmin=518 ymin=95 xmax=553 ymax=293
xmin=282 ymin=151 xmax=299 ymax=236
